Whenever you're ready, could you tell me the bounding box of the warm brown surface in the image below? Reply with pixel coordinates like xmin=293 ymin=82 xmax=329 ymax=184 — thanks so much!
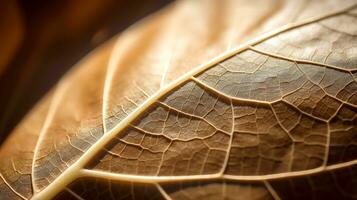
xmin=0 ymin=0 xmax=356 ymax=199
xmin=0 ymin=0 xmax=23 ymax=76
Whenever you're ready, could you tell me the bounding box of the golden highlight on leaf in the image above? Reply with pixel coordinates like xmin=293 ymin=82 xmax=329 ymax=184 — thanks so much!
xmin=0 ymin=0 xmax=356 ymax=199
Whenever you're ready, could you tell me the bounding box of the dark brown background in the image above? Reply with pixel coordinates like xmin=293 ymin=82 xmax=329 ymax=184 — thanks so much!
xmin=0 ymin=0 xmax=171 ymax=144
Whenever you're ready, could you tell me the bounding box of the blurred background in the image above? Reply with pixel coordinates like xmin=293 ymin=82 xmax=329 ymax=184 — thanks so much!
xmin=0 ymin=0 xmax=171 ymax=144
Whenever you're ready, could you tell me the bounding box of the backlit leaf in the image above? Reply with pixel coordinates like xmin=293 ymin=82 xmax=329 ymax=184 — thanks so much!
xmin=1 ymin=0 xmax=356 ymax=199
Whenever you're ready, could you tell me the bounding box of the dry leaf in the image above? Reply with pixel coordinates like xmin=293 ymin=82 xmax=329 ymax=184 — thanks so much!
xmin=1 ymin=0 xmax=357 ymax=199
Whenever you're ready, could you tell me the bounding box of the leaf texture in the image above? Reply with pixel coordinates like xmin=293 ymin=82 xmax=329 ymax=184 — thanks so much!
xmin=1 ymin=0 xmax=357 ymax=199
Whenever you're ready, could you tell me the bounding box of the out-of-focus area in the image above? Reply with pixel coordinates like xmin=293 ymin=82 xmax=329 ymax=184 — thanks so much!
xmin=0 ymin=0 xmax=171 ymax=144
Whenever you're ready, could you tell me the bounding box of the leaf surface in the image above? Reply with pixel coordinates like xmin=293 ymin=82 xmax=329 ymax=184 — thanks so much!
xmin=1 ymin=0 xmax=357 ymax=199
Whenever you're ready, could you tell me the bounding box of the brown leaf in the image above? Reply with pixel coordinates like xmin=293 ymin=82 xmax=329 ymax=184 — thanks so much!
xmin=1 ymin=0 xmax=356 ymax=199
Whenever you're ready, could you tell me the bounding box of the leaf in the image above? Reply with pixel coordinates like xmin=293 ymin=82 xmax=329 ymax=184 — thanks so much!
xmin=1 ymin=0 xmax=357 ymax=199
